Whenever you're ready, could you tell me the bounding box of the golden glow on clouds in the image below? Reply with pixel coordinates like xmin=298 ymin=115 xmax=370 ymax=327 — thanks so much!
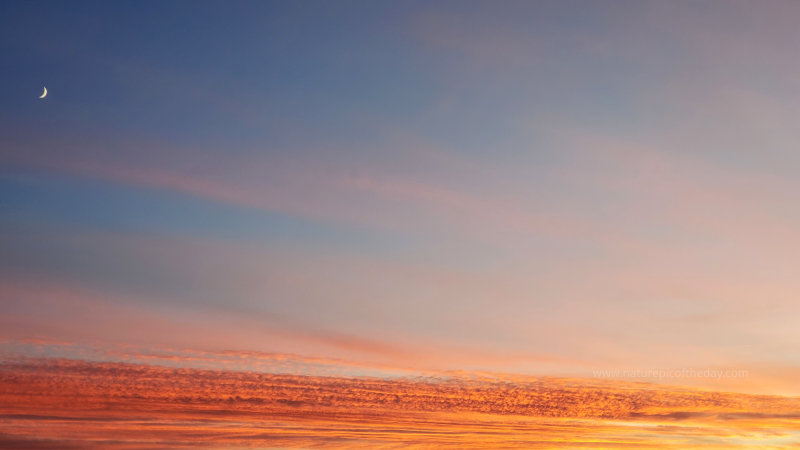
xmin=1 ymin=358 xmax=799 ymax=448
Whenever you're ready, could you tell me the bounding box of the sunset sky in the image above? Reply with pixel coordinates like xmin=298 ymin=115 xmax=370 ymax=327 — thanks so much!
xmin=2 ymin=1 xmax=800 ymax=448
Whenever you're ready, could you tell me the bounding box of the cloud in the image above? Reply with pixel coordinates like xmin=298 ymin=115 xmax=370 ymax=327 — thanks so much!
xmin=0 ymin=276 xmax=591 ymax=381
xmin=0 ymin=278 xmax=410 ymax=362
xmin=1 ymin=357 xmax=799 ymax=448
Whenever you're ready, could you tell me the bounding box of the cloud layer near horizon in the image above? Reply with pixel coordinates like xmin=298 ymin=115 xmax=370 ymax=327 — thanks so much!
xmin=1 ymin=357 xmax=799 ymax=448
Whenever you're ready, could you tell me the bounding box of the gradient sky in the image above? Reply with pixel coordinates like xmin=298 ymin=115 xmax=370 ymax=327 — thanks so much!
xmin=3 ymin=0 xmax=800 ymax=407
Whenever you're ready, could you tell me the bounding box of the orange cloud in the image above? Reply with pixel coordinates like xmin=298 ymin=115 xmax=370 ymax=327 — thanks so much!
xmin=1 ymin=358 xmax=799 ymax=448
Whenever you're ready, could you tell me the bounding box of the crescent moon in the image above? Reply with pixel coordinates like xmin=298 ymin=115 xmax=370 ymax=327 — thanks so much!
xmin=39 ymin=87 xmax=47 ymax=99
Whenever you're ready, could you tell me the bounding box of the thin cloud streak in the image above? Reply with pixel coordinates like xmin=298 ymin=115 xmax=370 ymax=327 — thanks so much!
xmin=0 ymin=278 xmax=407 ymax=361
xmin=0 ymin=278 xmax=583 ymax=375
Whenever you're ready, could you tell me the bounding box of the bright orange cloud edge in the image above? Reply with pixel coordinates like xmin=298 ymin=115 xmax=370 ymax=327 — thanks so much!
xmin=2 ymin=357 xmax=800 ymax=448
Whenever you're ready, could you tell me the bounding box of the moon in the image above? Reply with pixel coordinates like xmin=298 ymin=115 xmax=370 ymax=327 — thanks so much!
xmin=39 ymin=86 xmax=47 ymax=99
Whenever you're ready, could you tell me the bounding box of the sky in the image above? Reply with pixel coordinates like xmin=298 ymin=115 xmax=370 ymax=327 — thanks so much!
xmin=2 ymin=1 xmax=800 ymax=447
